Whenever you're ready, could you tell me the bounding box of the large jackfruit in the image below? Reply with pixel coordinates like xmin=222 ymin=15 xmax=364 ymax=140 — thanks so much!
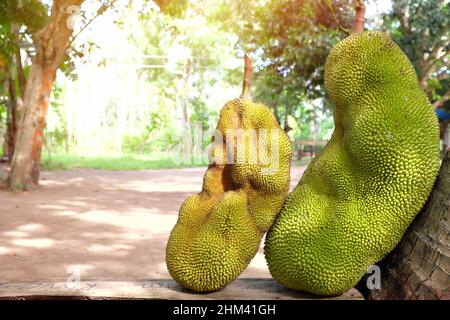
xmin=264 ymin=31 xmax=441 ymax=296
xmin=166 ymin=58 xmax=292 ymax=292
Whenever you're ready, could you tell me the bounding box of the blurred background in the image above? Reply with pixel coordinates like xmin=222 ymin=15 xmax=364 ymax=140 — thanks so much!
xmin=0 ymin=0 xmax=448 ymax=293
xmin=0 ymin=0 xmax=448 ymax=171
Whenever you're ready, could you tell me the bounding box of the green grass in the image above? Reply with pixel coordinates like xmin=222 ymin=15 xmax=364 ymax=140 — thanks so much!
xmin=38 ymin=152 xmax=312 ymax=171
xmin=41 ymin=153 xmax=209 ymax=171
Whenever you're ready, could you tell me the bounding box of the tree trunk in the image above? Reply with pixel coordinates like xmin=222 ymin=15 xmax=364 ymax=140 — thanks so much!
xmin=3 ymin=76 xmax=17 ymax=162
xmin=15 ymin=48 xmax=27 ymax=99
xmin=367 ymin=153 xmax=450 ymax=300
xmin=12 ymin=22 xmax=26 ymax=99
xmin=284 ymin=105 xmax=292 ymax=133
xmin=7 ymin=0 xmax=85 ymax=190
xmin=272 ymin=87 xmax=282 ymax=125
xmin=272 ymin=102 xmax=280 ymax=124
xmin=3 ymin=24 xmax=27 ymax=162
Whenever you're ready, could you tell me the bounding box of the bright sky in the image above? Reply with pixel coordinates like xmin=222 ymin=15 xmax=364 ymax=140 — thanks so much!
xmin=365 ymin=0 xmax=393 ymax=19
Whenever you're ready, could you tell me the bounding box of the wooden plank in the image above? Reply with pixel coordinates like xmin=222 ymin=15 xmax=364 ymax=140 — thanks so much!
xmin=0 ymin=279 xmax=363 ymax=300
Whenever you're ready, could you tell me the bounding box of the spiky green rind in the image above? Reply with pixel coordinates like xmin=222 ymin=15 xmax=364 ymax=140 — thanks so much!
xmin=166 ymin=99 xmax=292 ymax=292
xmin=265 ymin=31 xmax=440 ymax=296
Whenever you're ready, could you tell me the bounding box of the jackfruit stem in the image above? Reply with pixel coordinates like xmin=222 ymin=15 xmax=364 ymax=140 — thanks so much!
xmin=352 ymin=0 xmax=366 ymax=34
xmin=240 ymin=53 xmax=253 ymax=100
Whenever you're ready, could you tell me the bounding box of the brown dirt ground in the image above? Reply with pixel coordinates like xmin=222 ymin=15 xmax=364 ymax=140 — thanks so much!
xmin=0 ymin=166 xmax=306 ymax=283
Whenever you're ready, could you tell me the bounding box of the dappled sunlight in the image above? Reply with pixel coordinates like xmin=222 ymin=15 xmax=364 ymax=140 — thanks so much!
xmin=0 ymin=166 xmax=306 ymax=282
xmin=51 ymin=210 xmax=81 ymax=217
xmin=112 ymin=181 xmax=202 ymax=193
xmin=2 ymin=223 xmax=55 ymax=253
xmin=16 ymin=223 xmax=48 ymax=232
xmin=87 ymin=243 xmax=134 ymax=256
xmin=3 ymin=231 xmax=29 ymax=238
xmin=80 ymin=231 xmax=146 ymax=241
xmin=11 ymin=238 xmax=55 ymax=249
xmin=75 ymin=211 xmax=177 ymax=232
xmin=95 ymin=169 xmax=207 ymax=193
xmin=0 ymin=247 xmax=12 ymax=255
xmin=37 ymin=204 xmax=75 ymax=211
xmin=52 ymin=200 xmax=92 ymax=208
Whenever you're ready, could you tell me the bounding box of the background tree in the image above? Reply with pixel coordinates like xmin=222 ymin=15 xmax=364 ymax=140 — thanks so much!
xmin=383 ymin=0 xmax=449 ymax=108
xmin=365 ymin=152 xmax=450 ymax=299
xmin=3 ymin=0 xmax=448 ymax=189
xmin=7 ymin=0 xmax=86 ymax=190
xmin=134 ymin=5 xmax=240 ymax=153
xmin=1 ymin=0 xmax=195 ymax=186
xmin=0 ymin=0 xmax=48 ymax=161
xmin=5 ymin=0 xmax=125 ymax=190
xmin=204 ymin=0 xmax=362 ymax=150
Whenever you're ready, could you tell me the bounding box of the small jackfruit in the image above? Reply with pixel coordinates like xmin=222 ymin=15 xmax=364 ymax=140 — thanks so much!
xmin=264 ymin=31 xmax=440 ymax=296
xmin=166 ymin=56 xmax=292 ymax=292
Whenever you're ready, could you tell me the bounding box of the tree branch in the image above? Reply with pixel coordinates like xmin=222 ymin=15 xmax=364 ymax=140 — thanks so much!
xmin=11 ymin=23 xmax=27 ymax=98
xmin=395 ymin=7 xmax=410 ymax=38
xmin=352 ymin=0 xmax=366 ymax=34
xmin=240 ymin=53 xmax=253 ymax=100
xmin=15 ymin=48 xmax=27 ymax=98
xmin=420 ymin=47 xmax=450 ymax=89
xmin=433 ymin=89 xmax=450 ymax=108
xmin=68 ymin=0 xmax=118 ymax=48
xmin=436 ymin=71 xmax=450 ymax=82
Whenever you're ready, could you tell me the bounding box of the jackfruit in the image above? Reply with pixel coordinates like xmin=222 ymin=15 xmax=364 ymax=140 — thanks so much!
xmin=264 ymin=31 xmax=440 ymax=296
xmin=166 ymin=56 xmax=292 ymax=292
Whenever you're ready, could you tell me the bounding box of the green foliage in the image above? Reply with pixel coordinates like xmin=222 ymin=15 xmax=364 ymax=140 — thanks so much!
xmin=384 ymin=0 xmax=448 ymax=77
xmin=122 ymin=134 xmax=150 ymax=154
xmin=209 ymin=0 xmax=354 ymax=135
xmin=2 ymin=0 xmax=445 ymax=168
xmin=121 ymin=5 xmax=241 ymax=154
xmin=13 ymin=0 xmax=48 ymax=33
xmin=41 ymin=152 xmax=208 ymax=171
xmin=383 ymin=0 xmax=449 ymax=107
xmin=0 ymin=0 xmax=48 ymax=62
xmin=121 ymin=126 xmax=176 ymax=154
xmin=44 ymin=83 xmax=68 ymax=154
xmin=0 ymin=0 xmax=49 ymax=159
xmin=153 ymin=0 xmax=188 ymax=17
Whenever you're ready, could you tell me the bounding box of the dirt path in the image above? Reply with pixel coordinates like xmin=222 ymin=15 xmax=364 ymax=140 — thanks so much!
xmin=0 ymin=166 xmax=306 ymax=283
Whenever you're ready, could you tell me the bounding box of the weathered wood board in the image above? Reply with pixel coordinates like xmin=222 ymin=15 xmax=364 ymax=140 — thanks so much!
xmin=0 ymin=278 xmax=363 ymax=300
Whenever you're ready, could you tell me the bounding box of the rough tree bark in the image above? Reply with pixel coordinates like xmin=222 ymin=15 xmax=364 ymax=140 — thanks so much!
xmin=3 ymin=75 xmax=19 ymax=162
xmin=7 ymin=0 xmax=85 ymax=190
xmin=3 ymin=24 xmax=25 ymax=162
xmin=366 ymin=154 xmax=450 ymax=300
xmin=348 ymin=0 xmax=449 ymax=299
xmin=13 ymin=25 xmax=27 ymax=100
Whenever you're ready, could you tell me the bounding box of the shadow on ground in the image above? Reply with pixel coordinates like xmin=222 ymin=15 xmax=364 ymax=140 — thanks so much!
xmin=0 ymin=166 xmax=306 ymax=283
